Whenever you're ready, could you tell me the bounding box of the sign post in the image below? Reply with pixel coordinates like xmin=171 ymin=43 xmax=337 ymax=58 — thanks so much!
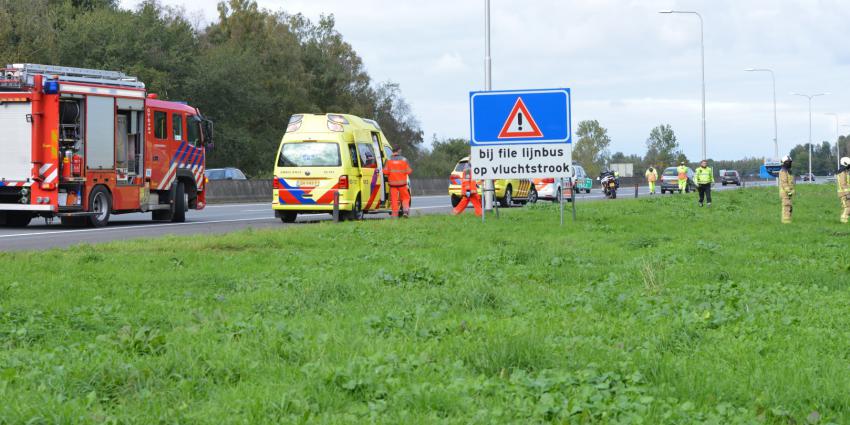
xmin=559 ymin=178 xmax=565 ymax=226
xmin=469 ymin=88 xmax=572 ymax=223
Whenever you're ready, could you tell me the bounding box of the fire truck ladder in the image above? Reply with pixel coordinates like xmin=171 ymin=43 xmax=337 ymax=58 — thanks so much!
xmin=6 ymin=63 xmax=146 ymax=89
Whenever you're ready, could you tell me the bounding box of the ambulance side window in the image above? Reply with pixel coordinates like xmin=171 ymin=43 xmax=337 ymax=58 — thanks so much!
xmin=357 ymin=143 xmax=376 ymax=168
xmin=348 ymin=144 xmax=359 ymax=167
xmin=384 ymin=146 xmax=393 ymax=162
xmin=154 ymin=111 xmax=167 ymax=139
xmin=173 ymin=114 xmax=183 ymax=141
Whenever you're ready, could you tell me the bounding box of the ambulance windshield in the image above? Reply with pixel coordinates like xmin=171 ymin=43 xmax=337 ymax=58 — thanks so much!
xmin=279 ymin=142 xmax=341 ymax=167
xmin=454 ymin=161 xmax=470 ymax=172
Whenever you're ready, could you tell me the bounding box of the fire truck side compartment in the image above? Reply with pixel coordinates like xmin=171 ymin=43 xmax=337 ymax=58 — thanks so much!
xmin=115 ymin=98 xmax=144 ymax=181
xmin=85 ymin=96 xmax=115 ymax=170
xmin=0 ymin=101 xmax=33 ymax=182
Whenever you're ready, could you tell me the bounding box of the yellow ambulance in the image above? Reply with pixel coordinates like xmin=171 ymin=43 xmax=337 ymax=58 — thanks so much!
xmin=273 ymin=114 xmax=394 ymax=222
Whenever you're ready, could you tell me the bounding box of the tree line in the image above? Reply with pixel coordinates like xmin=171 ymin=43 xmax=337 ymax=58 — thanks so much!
xmin=572 ymin=120 xmax=847 ymax=178
xmin=0 ymin=0 xmax=428 ymax=177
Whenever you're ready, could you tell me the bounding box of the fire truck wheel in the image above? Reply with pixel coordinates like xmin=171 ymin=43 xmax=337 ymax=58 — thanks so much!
xmin=172 ymin=182 xmax=187 ymax=223
xmin=1 ymin=212 xmax=32 ymax=227
xmin=87 ymin=186 xmax=111 ymax=228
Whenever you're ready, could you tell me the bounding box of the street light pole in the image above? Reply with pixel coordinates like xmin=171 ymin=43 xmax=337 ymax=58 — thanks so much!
xmin=792 ymin=92 xmax=826 ymax=180
xmin=826 ymin=113 xmax=840 ymax=170
xmin=660 ymin=10 xmax=706 ymax=160
xmin=745 ymin=68 xmax=778 ymax=158
xmin=482 ymin=0 xmax=494 ymax=218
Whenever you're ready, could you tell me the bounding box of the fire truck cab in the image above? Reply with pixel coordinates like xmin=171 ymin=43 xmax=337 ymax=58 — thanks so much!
xmin=0 ymin=64 xmax=212 ymax=227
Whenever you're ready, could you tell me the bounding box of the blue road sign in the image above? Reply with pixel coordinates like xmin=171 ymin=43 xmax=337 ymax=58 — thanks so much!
xmin=469 ymin=88 xmax=571 ymax=146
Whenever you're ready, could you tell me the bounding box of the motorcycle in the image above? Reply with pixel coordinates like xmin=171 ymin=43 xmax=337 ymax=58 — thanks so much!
xmin=598 ymin=171 xmax=619 ymax=199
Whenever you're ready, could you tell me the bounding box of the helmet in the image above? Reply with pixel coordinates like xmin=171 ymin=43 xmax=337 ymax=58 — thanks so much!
xmin=782 ymin=155 xmax=792 ymax=163
xmin=841 ymin=157 xmax=850 ymax=167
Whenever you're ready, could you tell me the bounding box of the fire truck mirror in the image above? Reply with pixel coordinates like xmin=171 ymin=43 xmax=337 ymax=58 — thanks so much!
xmin=203 ymin=119 xmax=214 ymax=148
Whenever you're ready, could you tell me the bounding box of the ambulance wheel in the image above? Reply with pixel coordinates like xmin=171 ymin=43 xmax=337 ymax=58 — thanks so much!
xmin=552 ymin=188 xmax=561 ymax=203
xmin=279 ymin=212 xmax=297 ymax=223
xmin=347 ymin=195 xmax=363 ymax=221
xmin=172 ymin=182 xmax=187 ymax=223
xmin=87 ymin=186 xmax=111 ymax=228
xmin=527 ymin=187 xmax=538 ymax=204
xmin=2 ymin=212 xmax=31 ymax=227
xmin=451 ymin=195 xmax=461 ymax=208
xmin=500 ymin=186 xmax=513 ymax=208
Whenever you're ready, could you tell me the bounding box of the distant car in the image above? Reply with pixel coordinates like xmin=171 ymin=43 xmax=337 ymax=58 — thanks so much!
xmin=801 ymin=173 xmax=816 ymax=182
xmin=721 ymin=170 xmax=741 ymax=186
xmin=573 ymin=165 xmax=593 ymax=194
xmin=205 ymin=167 xmax=247 ymax=181
xmin=660 ymin=166 xmax=696 ymax=194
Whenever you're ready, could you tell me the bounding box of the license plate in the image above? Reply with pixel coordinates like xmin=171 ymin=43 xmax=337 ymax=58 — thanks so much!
xmin=298 ymin=179 xmax=320 ymax=187
xmin=609 ymin=182 xmax=616 ymax=187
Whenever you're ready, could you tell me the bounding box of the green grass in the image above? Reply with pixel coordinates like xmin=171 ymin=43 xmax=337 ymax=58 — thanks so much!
xmin=2 ymin=185 xmax=849 ymax=424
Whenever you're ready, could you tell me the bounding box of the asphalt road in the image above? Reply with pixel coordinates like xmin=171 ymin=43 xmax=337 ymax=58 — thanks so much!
xmin=0 ymin=180 xmax=777 ymax=251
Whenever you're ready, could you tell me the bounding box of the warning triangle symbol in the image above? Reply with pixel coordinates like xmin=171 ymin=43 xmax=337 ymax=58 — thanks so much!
xmin=498 ymin=97 xmax=543 ymax=139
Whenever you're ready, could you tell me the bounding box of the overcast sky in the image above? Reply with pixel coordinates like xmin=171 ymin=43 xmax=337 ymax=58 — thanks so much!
xmin=120 ymin=0 xmax=850 ymax=160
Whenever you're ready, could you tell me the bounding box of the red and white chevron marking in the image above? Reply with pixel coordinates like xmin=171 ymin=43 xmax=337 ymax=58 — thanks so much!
xmin=158 ymin=162 xmax=205 ymax=191
xmin=39 ymin=162 xmax=58 ymax=184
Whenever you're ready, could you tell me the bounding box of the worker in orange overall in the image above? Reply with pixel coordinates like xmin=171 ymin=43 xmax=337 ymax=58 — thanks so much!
xmin=384 ymin=147 xmax=412 ymax=218
xmin=453 ymin=169 xmax=482 ymax=217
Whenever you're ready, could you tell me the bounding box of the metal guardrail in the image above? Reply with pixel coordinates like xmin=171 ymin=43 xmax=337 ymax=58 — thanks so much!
xmin=205 ymin=178 xmax=451 ymax=204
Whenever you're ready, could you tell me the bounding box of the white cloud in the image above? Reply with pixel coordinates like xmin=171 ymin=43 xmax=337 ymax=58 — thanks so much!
xmin=429 ymin=52 xmax=468 ymax=75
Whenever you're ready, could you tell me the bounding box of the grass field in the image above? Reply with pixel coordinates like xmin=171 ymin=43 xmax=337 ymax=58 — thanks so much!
xmin=1 ymin=184 xmax=849 ymax=424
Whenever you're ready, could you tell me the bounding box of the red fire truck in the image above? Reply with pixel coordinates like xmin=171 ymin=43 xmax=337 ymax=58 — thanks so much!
xmin=0 ymin=64 xmax=213 ymax=227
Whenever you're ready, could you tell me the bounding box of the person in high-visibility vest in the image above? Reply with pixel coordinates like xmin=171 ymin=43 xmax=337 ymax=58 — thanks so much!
xmin=779 ymin=155 xmax=795 ymax=224
xmin=645 ymin=166 xmax=658 ymax=195
xmin=694 ymin=160 xmax=714 ymax=207
xmin=837 ymin=157 xmax=850 ymax=223
xmin=453 ymin=169 xmax=482 ymax=217
xmin=677 ymin=161 xmax=689 ymax=193
xmin=384 ymin=147 xmax=412 ymax=218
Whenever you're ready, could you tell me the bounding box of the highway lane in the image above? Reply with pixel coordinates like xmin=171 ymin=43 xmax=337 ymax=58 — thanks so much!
xmin=0 ymin=196 xmax=454 ymax=251
xmin=0 ymin=181 xmax=778 ymax=251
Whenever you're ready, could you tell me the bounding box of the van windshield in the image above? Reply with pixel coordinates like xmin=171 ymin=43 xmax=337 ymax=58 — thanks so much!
xmin=279 ymin=142 xmax=341 ymax=167
xmin=454 ymin=161 xmax=470 ymax=172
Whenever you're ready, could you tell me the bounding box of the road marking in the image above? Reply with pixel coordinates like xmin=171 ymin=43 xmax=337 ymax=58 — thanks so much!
xmin=411 ymin=205 xmax=451 ymax=210
xmin=0 ymin=184 xmax=777 ymax=243
xmin=204 ymin=203 xmax=269 ymax=209
xmin=0 ymin=217 xmax=276 ymax=239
